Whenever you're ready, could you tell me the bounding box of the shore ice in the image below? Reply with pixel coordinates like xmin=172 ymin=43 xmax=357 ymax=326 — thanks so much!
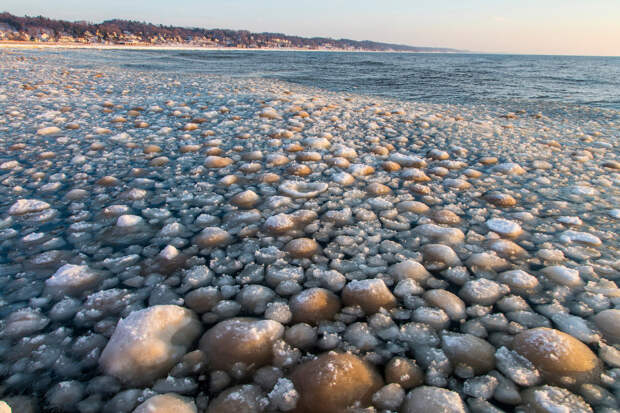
xmin=0 ymin=48 xmax=618 ymax=412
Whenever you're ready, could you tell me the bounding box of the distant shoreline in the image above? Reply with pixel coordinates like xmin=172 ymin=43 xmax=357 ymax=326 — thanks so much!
xmin=3 ymin=42 xmax=618 ymax=58
xmin=0 ymin=41 xmax=459 ymax=54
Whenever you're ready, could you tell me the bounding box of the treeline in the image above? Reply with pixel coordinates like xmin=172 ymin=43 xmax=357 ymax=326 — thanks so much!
xmin=0 ymin=12 xmax=459 ymax=52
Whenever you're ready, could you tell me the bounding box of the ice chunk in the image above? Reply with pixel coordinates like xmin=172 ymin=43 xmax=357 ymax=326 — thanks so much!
xmin=116 ymin=215 xmax=144 ymax=227
xmin=486 ymin=218 xmax=523 ymax=238
xmin=8 ymin=199 xmax=50 ymax=215
xmin=46 ymin=264 xmax=99 ymax=297
xmin=268 ymin=378 xmax=299 ymax=411
xmin=133 ymin=394 xmax=196 ymax=413
xmin=291 ymin=352 xmax=382 ymax=413
xmin=199 ymin=318 xmax=284 ymax=377
xmin=495 ymin=346 xmax=541 ymax=387
xmin=99 ymin=305 xmax=202 ymax=386
xmin=402 ymin=386 xmax=466 ymax=413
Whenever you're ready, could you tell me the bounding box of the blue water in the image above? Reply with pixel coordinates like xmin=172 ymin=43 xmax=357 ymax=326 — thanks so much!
xmin=34 ymin=49 xmax=620 ymax=110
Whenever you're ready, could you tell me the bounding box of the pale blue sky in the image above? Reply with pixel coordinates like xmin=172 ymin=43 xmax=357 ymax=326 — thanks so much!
xmin=3 ymin=0 xmax=619 ymax=55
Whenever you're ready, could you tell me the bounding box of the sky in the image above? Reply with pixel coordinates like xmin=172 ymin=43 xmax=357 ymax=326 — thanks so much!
xmin=3 ymin=0 xmax=620 ymax=56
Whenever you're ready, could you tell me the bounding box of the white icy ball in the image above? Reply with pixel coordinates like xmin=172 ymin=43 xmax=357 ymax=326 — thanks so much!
xmin=8 ymin=199 xmax=50 ymax=215
xmin=46 ymin=264 xmax=99 ymax=297
xmin=133 ymin=394 xmax=197 ymax=413
xmin=116 ymin=215 xmax=144 ymax=227
xmin=99 ymin=305 xmax=202 ymax=386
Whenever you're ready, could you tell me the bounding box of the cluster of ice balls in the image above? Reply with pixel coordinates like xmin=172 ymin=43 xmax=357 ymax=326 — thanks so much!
xmin=0 ymin=49 xmax=618 ymax=412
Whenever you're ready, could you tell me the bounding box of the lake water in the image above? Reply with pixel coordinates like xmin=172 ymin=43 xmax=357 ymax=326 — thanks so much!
xmin=33 ymin=49 xmax=620 ymax=110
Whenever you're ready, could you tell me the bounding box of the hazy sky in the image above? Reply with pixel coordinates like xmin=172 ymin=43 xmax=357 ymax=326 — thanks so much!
xmin=3 ymin=0 xmax=620 ymax=56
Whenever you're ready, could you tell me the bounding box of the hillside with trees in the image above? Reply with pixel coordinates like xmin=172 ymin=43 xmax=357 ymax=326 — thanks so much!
xmin=0 ymin=12 xmax=461 ymax=52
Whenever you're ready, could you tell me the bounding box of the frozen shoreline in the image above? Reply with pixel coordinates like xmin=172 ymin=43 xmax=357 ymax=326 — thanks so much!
xmin=0 ymin=41 xmax=458 ymax=53
xmin=0 ymin=49 xmax=618 ymax=412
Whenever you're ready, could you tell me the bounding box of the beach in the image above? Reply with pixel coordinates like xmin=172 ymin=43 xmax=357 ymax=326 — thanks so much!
xmin=0 ymin=47 xmax=618 ymax=412
xmin=0 ymin=40 xmax=410 ymax=53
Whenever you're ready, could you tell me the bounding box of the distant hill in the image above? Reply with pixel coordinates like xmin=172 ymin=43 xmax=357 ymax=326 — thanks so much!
xmin=0 ymin=12 xmax=462 ymax=52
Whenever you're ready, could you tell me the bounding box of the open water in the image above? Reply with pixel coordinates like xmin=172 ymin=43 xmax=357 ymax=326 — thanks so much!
xmin=30 ymin=48 xmax=620 ymax=110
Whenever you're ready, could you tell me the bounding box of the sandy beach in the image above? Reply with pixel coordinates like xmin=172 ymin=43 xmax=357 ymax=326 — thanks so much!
xmin=0 ymin=47 xmax=618 ymax=412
